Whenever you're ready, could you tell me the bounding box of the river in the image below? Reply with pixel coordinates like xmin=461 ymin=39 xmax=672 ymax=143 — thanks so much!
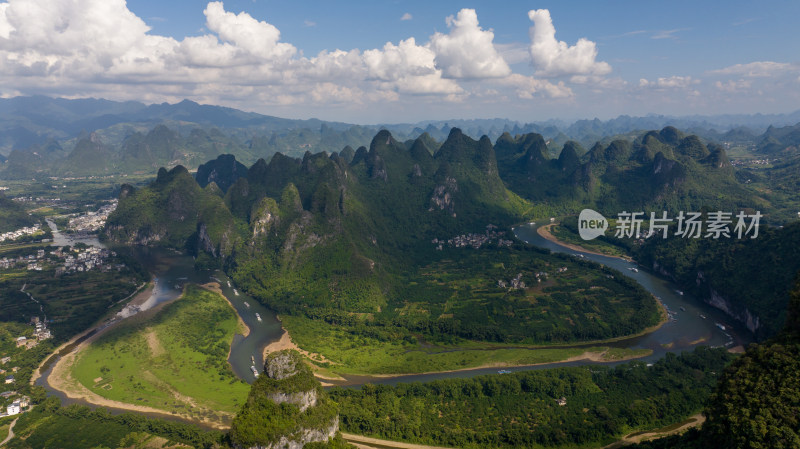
xmin=37 ymin=221 xmax=751 ymax=397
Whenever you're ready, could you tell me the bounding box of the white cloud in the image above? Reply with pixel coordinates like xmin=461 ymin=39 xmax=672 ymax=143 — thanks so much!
xmin=714 ymin=79 xmax=752 ymax=93
xmin=709 ymin=61 xmax=794 ymax=78
xmin=527 ymin=9 xmax=611 ymax=78
xmin=428 ymin=9 xmax=511 ymax=79
xmin=203 ymin=2 xmax=295 ymax=61
xmin=639 ymin=76 xmax=698 ymax=89
xmin=363 ymin=38 xmax=461 ymax=95
xmin=500 ymin=74 xmax=573 ymax=99
xmin=304 ymin=20 xmax=316 ymax=27
xmin=0 ymin=0 xmax=592 ymax=119
xmin=400 ymin=13 xmax=412 ymax=21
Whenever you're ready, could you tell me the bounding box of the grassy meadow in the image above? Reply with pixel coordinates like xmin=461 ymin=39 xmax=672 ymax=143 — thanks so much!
xmin=283 ymin=314 xmax=651 ymax=375
xmin=71 ymin=284 xmax=250 ymax=424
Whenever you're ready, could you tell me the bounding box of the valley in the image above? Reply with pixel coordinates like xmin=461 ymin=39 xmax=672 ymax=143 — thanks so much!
xmin=1 ymin=100 xmax=798 ymax=449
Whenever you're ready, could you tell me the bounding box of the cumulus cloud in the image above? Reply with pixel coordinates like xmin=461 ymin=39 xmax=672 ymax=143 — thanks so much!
xmin=428 ymin=9 xmax=511 ymax=79
xmin=527 ymin=9 xmax=611 ymax=78
xmin=400 ymin=13 xmax=412 ymax=21
xmin=0 ymin=0 xmax=579 ymax=116
xmin=204 ymin=2 xmax=295 ymax=61
xmin=363 ymin=38 xmax=462 ymax=95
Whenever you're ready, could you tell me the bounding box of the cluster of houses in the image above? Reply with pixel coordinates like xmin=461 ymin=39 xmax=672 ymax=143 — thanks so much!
xmin=1 ymin=357 xmax=19 ymax=386
xmin=498 ymin=273 xmax=527 ymax=290
xmin=55 ymin=246 xmax=120 ymax=275
xmin=67 ymin=200 xmax=117 ymax=233
xmin=0 ymin=249 xmax=47 ymax=271
xmin=15 ymin=317 xmax=53 ymax=350
xmin=0 ymin=246 xmax=122 ymax=275
xmin=432 ymin=225 xmax=514 ymax=251
xmin=0 ymin=391 xmax=30 ymax=417
xmin=730 ymin=157 xmax=778 ymax=167
xmin=0 ymin=224 xmax=42 ymax=243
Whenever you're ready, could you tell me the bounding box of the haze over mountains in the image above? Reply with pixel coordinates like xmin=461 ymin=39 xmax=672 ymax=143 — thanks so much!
xmin=2 ymin=96 xmax=800 ymax=180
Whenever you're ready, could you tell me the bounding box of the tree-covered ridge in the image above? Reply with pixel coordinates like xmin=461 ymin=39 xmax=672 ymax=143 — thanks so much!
xmin=331 ymin=347 xmax=732 ymax=449
xmin=496 ymin=126 xmax=764 ymax=217
xmin=0 ymin=190 xmax=34 ymax=233
xmin=103 ymin=164 xmax=246 ymax=257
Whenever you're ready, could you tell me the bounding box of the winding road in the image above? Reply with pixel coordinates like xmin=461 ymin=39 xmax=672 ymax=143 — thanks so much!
xmin=0 ymin=417 xmax=18 ymax=447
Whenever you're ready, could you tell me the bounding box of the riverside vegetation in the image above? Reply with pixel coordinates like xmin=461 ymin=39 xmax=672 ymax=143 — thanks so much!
xmin=71 ymin=284 xmax=251 ymax=424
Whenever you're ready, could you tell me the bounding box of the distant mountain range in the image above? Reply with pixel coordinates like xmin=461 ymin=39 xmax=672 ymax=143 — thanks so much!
xmin=2 ymin=96 xmax=800 ymax=180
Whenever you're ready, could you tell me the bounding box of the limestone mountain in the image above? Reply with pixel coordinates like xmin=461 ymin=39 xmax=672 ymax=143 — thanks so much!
xmin=496 ymin=127 xmax=763 ymax=216
xmin=196 ymin=153 xmax=249 ymax=193
xmin=103 ymin=165 xmax=242 ymax=258
xmin=58 ymin=132 xmax=115 ymax=176
xmin=230 ymin=350 xmax=347 ymax=449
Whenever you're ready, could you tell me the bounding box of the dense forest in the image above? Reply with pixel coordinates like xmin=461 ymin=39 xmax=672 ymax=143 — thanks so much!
xmin=635 ymin=281 xmax=800 ymax=448
xmin=331 ymin=347 xmax=732 ymax=448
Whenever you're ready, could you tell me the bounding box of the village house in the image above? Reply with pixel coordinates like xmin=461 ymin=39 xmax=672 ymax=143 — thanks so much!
xmin=0 ymin=356 xmax=10 ymax=364
xmin=6 ymin=399 xmax=21 ymax=415
xmin=4 ymin=375 xmax=13 ymax=384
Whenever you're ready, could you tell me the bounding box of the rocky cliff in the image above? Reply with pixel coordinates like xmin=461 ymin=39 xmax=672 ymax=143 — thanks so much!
xmin=230 ymin=350 xmax=341 ymax=449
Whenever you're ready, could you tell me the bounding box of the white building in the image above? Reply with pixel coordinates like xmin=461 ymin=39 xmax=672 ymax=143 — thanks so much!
xmin=6 ymin=400 xmax=20 ymax=415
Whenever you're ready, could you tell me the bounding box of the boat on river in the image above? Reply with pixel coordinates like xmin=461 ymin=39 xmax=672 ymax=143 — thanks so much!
xmin=255 ymin=313 xmax=262 ymax=322
xmin=233 ymin=289 xmax=239 ymax=296
xmin=498 ymin=369 xmax=512 ymax=374
xmin=244 ymin=301 xmax=250 ymax=308
xmin=250 ymin=365 xmax=259 ymax=378
xmin=227 ymin=280 xmax=231 ymax=288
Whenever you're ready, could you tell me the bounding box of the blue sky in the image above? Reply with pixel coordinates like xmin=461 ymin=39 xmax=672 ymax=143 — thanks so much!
xmin=0 ymin=0 xmax=798 ymax=123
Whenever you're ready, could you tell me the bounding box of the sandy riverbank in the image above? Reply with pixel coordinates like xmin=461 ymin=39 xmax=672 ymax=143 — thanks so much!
xmin=537 ymin=223 xmax=632 ymax=261
xmin=30 ymin=281 xmax=154 ymax=386
xmin=43 ymin=291 xmax=231 ymax=430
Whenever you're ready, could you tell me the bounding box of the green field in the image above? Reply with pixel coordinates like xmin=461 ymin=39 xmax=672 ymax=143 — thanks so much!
xmin=284 ymin=314 xmax=651 ymax=375
xmin=71 ymin=284 xmax=250 ymax=424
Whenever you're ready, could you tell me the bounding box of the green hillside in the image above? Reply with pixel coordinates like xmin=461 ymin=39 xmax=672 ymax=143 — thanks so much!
xmin=497 ymin=127 xmax=765 ymax=217
xmin=0 ymin=191 xmax=34 ymax=233
xmin=102 ymin=165 xmax=245 ymax=259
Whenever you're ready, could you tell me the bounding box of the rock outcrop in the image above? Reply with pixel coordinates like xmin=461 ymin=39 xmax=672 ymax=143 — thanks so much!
xmin=230 ymin=350 xmax=340 ymax=449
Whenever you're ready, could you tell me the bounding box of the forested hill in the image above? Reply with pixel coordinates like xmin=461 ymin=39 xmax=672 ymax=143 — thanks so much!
xmin=495 ymin=126 xmax=763 ymax=217
xmin=0 ymin=190 xmax=35 ymax=233
xmin=103 ymin=128 xmax=663 ymax=347
xmin=104 ymin=127 xmax=531 ymax=306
